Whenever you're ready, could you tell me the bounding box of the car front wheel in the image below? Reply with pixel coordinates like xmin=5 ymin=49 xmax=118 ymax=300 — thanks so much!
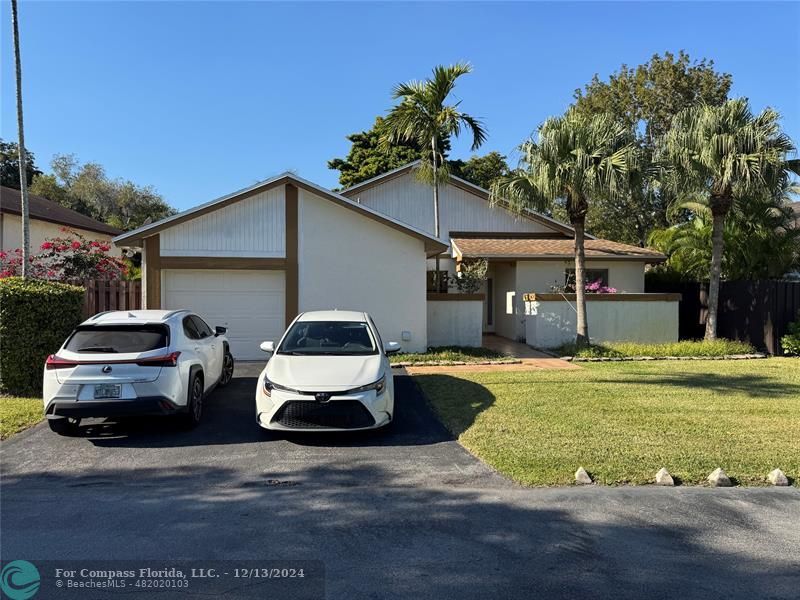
xmin=48 ymin=417 xmax=81 ymax=436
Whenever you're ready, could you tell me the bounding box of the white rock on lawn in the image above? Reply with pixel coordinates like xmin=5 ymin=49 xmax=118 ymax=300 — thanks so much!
xmin=575 ymin=467 xmax=593 ymax=485
xmin=767 ymin=469 xmax=789 ymax=486
xmin=708 ymin=468 xmax=732 ymax=487
xmin=655 ymin=468 xmax=674 ymax=486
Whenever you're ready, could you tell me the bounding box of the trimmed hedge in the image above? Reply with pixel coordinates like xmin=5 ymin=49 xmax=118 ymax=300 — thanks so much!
xmin=0 ymin=277 xmax=85 ymax=395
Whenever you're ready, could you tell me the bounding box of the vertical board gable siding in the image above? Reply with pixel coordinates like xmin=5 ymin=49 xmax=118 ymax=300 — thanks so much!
xmin=160 ymin=186 xmax=285 ymax=257
xmin=347 ymin=171 xmax=554 ymax=242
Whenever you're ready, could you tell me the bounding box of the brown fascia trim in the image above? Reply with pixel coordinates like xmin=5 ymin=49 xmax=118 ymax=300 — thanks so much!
xmin=116 ymin=174 xmax=446 ymax=254
xmin=284 ymin=183 xmax=299 ymax=328
xmin=160 ymin=257 xmax=287 ymax=270
xmin=339 ymin=164 xmax=417 ymax=196
xmin=523 ymin=292 xmax=682 ymax=302
xmin=427 ymin=293 xmax=485 ymax=301
xmin=450 ymin=231 xmax=571 ymax=240
xmin=144 ymin=235 xmax=161 ymax=309
xmin=478 ymin=255 xmax=666 ymax=263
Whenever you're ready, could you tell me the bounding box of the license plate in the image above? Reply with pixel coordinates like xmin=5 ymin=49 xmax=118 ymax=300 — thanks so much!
xmin=94 ymin=384 xmax=121 ymax=399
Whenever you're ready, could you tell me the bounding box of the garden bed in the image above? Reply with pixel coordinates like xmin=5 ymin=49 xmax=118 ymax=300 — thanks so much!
xmin=554 ymin=339 xmax=761 ymax=360
xmin=390 ymin=346 xmax=518 ymax=367
xmin=1 ymin=396 xmax=43 ymax=440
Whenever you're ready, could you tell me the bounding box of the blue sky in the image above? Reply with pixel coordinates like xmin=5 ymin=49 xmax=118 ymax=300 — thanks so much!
xmin=2 ymin=1 xmax=798 ymax=211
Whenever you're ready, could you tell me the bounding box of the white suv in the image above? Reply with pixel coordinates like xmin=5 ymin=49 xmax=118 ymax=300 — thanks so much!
xmin=43 ymin=310 xmax=235 ymax=435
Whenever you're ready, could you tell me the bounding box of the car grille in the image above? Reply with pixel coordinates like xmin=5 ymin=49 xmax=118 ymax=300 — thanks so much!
xmin=272 ymin=400 xmax=375 ymax=429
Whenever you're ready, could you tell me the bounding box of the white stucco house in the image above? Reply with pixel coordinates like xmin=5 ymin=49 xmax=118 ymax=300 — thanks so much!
xmin=114 ymin=162 xmax=678 ymax=359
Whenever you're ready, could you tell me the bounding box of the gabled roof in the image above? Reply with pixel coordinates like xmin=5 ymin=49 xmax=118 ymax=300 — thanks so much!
xmin=0 ymin=186 xmax=122 ymax=236
xmin=451 ymin=236 xmax=666 ymax=263
xmin=113 ymin=172 xmax=447 ymax=254
xmin=339 ymin=161 xmax=589 ymax=239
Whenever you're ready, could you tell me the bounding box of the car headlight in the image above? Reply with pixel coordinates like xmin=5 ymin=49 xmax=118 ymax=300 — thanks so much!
xmin=350 ymin=375 xmax=386 ymax=396
xmin=263 ymin=375 xmax=294 ymax=397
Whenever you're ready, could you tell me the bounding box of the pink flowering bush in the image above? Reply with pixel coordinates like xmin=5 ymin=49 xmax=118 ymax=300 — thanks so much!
xmin=0 ymin=229 xmax=127 ymax=281
xmin=585 ymin=279 xmax=617 ymax=294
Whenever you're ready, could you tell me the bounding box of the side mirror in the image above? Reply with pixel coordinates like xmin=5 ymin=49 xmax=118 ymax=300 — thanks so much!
xmin=215 ymin=326 xmax=227 ymax=336
xmin=260 ymin=341 xmax=275 ymax=353
xmin=384 ymin=341 xmax=402 ymax=355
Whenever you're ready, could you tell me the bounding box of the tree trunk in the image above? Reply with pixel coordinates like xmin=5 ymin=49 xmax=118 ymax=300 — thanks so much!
xmin=11 ymin=0 xmax=30 ymax=279
xmin=573 ymin=219 xmax=589 ymax=347
xmin=431 ymin=136 xmax=441 ymax=290
xmin=704 ymin=208 xmax=726 ymax=340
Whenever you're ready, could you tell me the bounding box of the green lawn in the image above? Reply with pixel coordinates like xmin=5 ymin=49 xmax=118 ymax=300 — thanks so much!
xmin=0 ymin=397 xmax=43 ymax=440
xmin=390 ymin=346 xmax=512 ymax=365
xmin=415 ymin=358 xmax=800 ymax=486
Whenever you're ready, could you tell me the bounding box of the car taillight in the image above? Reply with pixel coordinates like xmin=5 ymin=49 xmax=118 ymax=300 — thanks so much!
xmin=136 ymin=351 xmax=181 ymax=367
xmin=45 ymin=355 xmax=78 ymax=370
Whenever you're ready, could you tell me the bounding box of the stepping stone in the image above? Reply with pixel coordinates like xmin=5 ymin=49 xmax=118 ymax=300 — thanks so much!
xmin=575 ymin=467 xmax=592 ymax=485
xmin=655 ymin=467 xmax=674 ymax=486
xmin=767 ymin=469 xmax=789 ymax=486
xmin=708 ymin=468 xmax=732 ymax=487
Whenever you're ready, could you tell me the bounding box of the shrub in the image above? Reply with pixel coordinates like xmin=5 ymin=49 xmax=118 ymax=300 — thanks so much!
xmin=452 ymin=259 xmax=488 ymax=294
xmin=0 ymin=277 xmax=85 ymax=395
xmin=0 ymin=229 xmax=128 ymax=280
xmin=781 ymin=313 xmax=800 ymax=356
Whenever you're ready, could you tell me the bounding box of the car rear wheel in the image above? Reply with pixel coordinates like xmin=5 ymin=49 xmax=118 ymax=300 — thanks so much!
xmin=48 ymin=417 xmax=81 ymax=436
xmin=218 ymin=352 xmax=234 ymax=387
xmin=182 ymin=374 xmax=204 ymax=428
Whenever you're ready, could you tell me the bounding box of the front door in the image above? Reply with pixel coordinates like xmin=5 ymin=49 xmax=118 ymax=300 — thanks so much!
xmin=482 ymin=276 xmax=495 ymax=333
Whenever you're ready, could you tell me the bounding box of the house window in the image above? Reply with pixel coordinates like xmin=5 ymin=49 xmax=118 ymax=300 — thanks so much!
xmin=427 ymin=270 xmax=449 ymax=293
xmin=564 ymin=268 xmax=609 ymax=292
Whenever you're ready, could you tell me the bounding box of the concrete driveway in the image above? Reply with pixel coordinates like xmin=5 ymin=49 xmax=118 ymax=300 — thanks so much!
xmin=2 ymin=365 xmax=799 ymax=599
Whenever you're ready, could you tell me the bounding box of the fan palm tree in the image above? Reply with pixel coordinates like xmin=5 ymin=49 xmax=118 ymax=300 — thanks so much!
xmin=490 ymin=110 xmax=636 ymax=347
xmin=382 ymin=63 xmax=487 ymax=286
xmin=10 ymin=0 xmax=30 ymax=278
xmin=662 ymin=99 xmax=799 ymax=339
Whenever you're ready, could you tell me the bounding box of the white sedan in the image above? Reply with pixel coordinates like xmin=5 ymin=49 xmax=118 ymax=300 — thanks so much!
xmin=255 ymin=310 xmax=401 ymax=431
xmin=43 ymin=310 xmax=235 ymax=434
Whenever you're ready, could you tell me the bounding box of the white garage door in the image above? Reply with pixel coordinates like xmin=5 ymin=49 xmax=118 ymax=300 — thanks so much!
xmin=163 ymin=269 xmax=285 ymax=360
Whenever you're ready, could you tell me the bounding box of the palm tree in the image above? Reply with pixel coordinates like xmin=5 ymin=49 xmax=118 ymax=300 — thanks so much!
xmin=11 ymin=0 xmax=30 ymax=278
xmin=491 ymin=110 xmax=636 ymax=347
xmin=382 ymin=63 xmax=487 ymax=286
xmin=662 ymin=99 xmax=799 ymax=339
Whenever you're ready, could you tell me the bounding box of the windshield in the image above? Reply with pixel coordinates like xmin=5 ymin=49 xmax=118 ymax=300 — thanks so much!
xmin=64 ymin=324 xmax=169 ymax=354
xmin=278 ymin=321 xmax=377 ymax=356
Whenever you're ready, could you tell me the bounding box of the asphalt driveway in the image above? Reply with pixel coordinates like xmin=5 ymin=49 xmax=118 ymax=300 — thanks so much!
xmin=2 ymin=365 xmax=799 ymax=599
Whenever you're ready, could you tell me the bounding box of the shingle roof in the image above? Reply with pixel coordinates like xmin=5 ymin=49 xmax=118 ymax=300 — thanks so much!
xmin=451 ymin=236 xmax=666 ymax=262
xmin=0 ymin=186 xmax=122 ymax=236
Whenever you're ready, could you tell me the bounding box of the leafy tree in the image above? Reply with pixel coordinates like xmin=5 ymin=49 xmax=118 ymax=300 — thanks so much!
xmin=661 ymin=99 xmax=798 ymax=339
xmin=29 ymin=154 xmax=176 ymax=231
xmin=491 ymin=110 xmax=636 ymax=347
xmin=382 ymin=63 xmax=487 ymax=283
xmin=572 ymin=51 xmax=732 ymax=245
xmin=449 ymin=151 xmax=510 ymax=190
xmin=0 ymin=139 xmax=41 ymax=189
xmin=649 ymin=183 xmax=800 ymax=281
xmin=328 ymin=117 xmax=427 ymax=189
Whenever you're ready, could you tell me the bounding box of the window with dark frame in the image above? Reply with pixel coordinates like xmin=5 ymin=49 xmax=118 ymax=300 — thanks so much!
xmin=426 ymin=270 xmax=449 ymax=293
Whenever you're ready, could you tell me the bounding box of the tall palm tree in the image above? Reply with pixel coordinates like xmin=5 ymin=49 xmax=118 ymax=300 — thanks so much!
xmin=382 ymin=63 xmax=487 ymax=286
xmin=491 ymin=110 xmax=636 ymax=347
xmin=663 ymin=99 xmax=798 ymax=339
xmin=11 ymin=0 xmax=30 ymax=278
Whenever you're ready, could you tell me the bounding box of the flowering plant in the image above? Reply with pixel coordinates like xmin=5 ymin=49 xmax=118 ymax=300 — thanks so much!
xmin=0 ymin=229 xmax=127 ymax=280
xmin=585 ymin=279 xmax=617 ymax=294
